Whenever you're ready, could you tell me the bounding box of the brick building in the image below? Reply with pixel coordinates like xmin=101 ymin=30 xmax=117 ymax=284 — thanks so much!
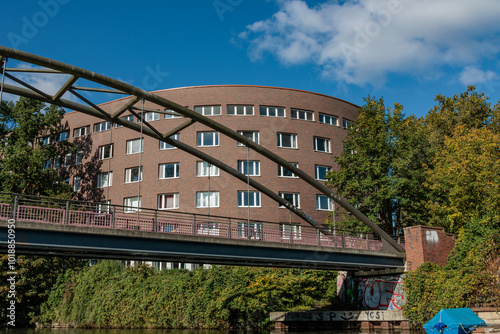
xmin=57 ymin=85 xmax=359 ymax=230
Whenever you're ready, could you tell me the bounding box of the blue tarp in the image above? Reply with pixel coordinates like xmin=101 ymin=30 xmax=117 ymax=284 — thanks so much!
xmin=424 ymin=308 xmax=487 ymax=334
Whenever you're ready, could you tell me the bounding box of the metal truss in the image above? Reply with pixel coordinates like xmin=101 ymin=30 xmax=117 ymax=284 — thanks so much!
xmin=0 ymin=46 xmax=404 ymax=253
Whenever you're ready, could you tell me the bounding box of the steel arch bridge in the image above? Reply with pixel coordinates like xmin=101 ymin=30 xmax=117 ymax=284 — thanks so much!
xmin=0 ymin=46 xmax=404 ymax=255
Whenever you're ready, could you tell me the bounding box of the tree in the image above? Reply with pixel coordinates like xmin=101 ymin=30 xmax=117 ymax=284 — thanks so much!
xmin=425 ymin=126 xmax=500 ymax=232
xmin=327 ymin=97 xmax=431 ymax=234
xmin=0 ymin=97 xmax=74 ymax=197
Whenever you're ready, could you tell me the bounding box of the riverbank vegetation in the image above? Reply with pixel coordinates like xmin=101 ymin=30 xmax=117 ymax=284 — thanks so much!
xmin=33 ymin=263 xmax=337 ymax=329
xmin=327 ymin=86 xmax=500 ymax=327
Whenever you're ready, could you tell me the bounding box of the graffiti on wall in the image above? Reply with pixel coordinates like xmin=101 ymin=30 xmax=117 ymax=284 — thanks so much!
xmin=358 ymin=276 xmax=406 ymax=310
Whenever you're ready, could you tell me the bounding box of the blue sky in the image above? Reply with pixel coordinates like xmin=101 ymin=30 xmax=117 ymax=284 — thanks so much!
xmin=2 ymin=0 xmax=500 ymax=118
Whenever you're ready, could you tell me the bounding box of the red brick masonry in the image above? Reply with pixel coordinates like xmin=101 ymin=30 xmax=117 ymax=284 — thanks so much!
xmin=404 ymin=225 xmax=455 ymax=271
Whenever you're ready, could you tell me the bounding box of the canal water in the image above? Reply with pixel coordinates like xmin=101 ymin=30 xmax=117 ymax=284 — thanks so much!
xmin=1 ymin=328 xmax=422 ymax=334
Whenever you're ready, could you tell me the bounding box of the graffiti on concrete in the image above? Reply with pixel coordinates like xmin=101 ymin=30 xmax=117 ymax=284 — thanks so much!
xmin=358 ymin=276 xmax=405 ymax=310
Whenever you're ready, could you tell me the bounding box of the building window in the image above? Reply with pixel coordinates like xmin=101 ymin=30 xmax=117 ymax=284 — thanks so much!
xmin=159 ymin=162 xmax=180 ymax=179
xmin=158 ymin=193 xmax=179 ymax=210
xmin=98 ymin=144 xmax=113 ymax=160
xmin=315 ymin=165 xmax=331 ymax=180
xmin=314 ymin=136 xmax=331 ymax=153
xmin=124 ymin=196 xmax=141 ymax=213
xmin=343 ymin=119 xmax=355 ymax=129
xmin=197 ymin=131 xmax=219 ymax=147
xmin=279 ymin=192 xmax=300 ymax=208
xmin=94 ymin=121 xmax=111 ymax=132
xmin=55 ymin=131 xmax=70 ymax=142
xmin=75 ymin=151 xmax=83 ymax=165
xmin=237 ymin=222 xmax=262 ymax=239
xmin=53 ymin=157 xmax=61 ymax=169
xmin=237 ymin=160 xmax=260 ymax=176
xmin=125 ymin=166 xmax=143 ymax=183
xmin=164 ymin=109 xmax=182 ymax=119
xmin=237 ymin=191 xmax=261 ymax=207
xmin=260 ymin=106 xmax=285 ymax=117
xmin=277 ymin=133 xmax=297 ymax=148
xmin=126 ymin=138 xmax=144 ymax=154
xmin=291 ymin=109 xmax=314 ymax=121
xmin=278 ymin=163 xmax=298 ymax=178
xmin=316 ymin=195 xmax=333 ymax=211
xmin=196 ymin=161 xmax=219 ymax=177
xmin=73 ymin=176 xmax=81 ymax=192
xmin=63 ymin=153 xmax=72 ymax=167
xmin=280 ymin=224 xmax=301 ymax=240
xmin=115 ymin=115 xmax=134 ymax=128
xmin=159 ymin=134 xmax=180 ymax=150
xmin=73 ymin=126 xmax=90 ymax=137
xmin=97 ymin=200 xmax=111 ymax=213
xmin=143 ymin=112 xmax=160 ymax=122
xmin=319 ymin=113 xmax=338 ymax=126
xmin=227 ymin=105 xmax=254 ymax=116
xmin=196 ymin=191 xmax=219 ymax=208
xmin=97 ymin=172 xmax=112 ymax=188
xmin=194 ymin=105 xmax=221 ymax=116
xmin=237 ymin=131 xmax=259 ymax=146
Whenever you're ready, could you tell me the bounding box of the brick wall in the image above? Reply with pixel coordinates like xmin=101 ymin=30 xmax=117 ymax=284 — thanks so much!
xmin=403 ymin=225 xmax=455 ymax=271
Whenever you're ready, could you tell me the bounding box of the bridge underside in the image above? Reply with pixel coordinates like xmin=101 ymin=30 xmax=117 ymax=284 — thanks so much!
xmin=1 ymin=221 xmax=405 ymax=271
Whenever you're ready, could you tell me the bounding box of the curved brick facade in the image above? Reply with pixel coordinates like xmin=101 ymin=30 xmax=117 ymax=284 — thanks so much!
xmin=61 ymin=85 xmax=359 ymax=227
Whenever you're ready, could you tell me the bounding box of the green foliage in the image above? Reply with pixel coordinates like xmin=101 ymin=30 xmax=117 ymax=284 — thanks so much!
xmin=37 ymin=262 xmax=338 ymax=329
xmin=327 ymin=96 xmax=430 ymax=233
xmin=0 ymin=256 xmax=86 ymax=327
xmin=404 ymin=217 xmax=500 ymax=328
xmin=0 ymin=97 xmax=74 ymax=196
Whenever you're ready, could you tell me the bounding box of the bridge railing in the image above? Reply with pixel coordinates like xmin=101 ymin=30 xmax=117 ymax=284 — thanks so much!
xmin=0 ymin=193 xmax=404 ymax=251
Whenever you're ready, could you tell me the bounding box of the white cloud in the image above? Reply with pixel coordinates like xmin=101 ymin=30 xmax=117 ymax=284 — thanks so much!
xmin=240 ymin=0 xmax=500 ymax=86
xmin=458 ymin=66 xmax=499 ymax=86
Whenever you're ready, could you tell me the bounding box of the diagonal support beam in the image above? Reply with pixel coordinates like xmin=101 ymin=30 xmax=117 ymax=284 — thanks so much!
xmin=53 ymin=75 xmax=78 ymax=101
xmin=163 ymin=119 xmax=196 ymax=139
xmin=111 ymin=96 xmax=140 ymax=119
xmin=4 ymin=72 xmax=51 ymax=100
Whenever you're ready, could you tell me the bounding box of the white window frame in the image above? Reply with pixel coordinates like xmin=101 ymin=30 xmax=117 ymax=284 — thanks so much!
xmin=194 ymin=105 xmax=221 ymax=116
xmin=124 ymin=196 xmax=142 ymax=213
xmin=158 ymin=193 xmax=179 ymax=210
xmin=164 ymin=109 xmax=182 ymax=119
xmin=53 ymin=157 xmax=61 ymax=169
xmin=260 ymin=106 xmax=285 ymax=117
xmin=319 ymin=113 xmax=338 ymax=126
xmin=237 ymin=191 xmax=261 ymax=207
xmin=94 ymin=121 xmax=111 ymax=132
xmin=159 ymin=162 xmax=180 ymax=179
xmin=143 ymin=112 xmax=160 ymax=122
xmin=227 ymin=105 xmax=254 ymax=116
xmin=97 ymin=172 xmax=113 ymax=188
xmin=159 ymin=134 xmax=180 ymax=150
xmin=73 ymin=176 xmax=81 ymax=192
xmin=277 ymin=133 xmax=297 ymax=149
xmin=314 ymin=136 xmax=331 ymax=153
xmin=343 ymin=119 xmax=355 ymax=129
xmin=279 ymin=192 xmax=300 ymax=208
xmin=280 ymin=224 xmax=302 ymax=240
xmin=115 ymin=115 xmax=134 ymax=128
xmin=75 ymin=151 xmax=83 ymax=165
xmin=125 ymin=166 xmax=143 ymax=183
xmin=237 ymin=131 xmax=259 ymax=146
xmin=237 ymin=160 xmax=260 ymax=176
xmin=196 ymin=191 xmax=220 ymax=208
xmin=278 ymin=163 xmax=299 ymax=178
xmin=63 ymin=153 xmax=72 ymax=167
xmin=196 ymin=161 xmax=219 ymax=177
xmin=315 ymin=165 xmax=331 ymax=181
xmin=316 ymin=195 xmax=334 ymax=211
xmin=73 ymin=126 xmax=90 ymax=137
xmin=197 ymin=131 xmax=219 ymax=147
xmin=98 ymin=144 xmax=113 ymax=160
xmin=126 ymin=138 xmax=144 ymax=155
xmin=55 ymin=131 xmax=70 ymax=142
xmin=291 ymin=109 xmax=314 ymax=121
